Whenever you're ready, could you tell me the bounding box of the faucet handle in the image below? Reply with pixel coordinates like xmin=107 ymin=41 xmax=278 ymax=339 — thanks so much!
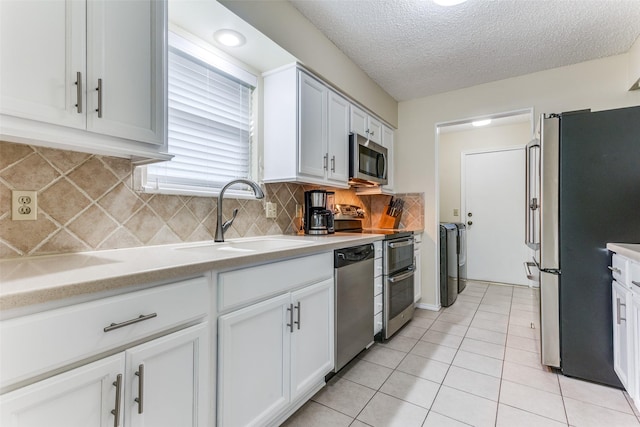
xmin=222 ymin=208 xmax=239 ymax=232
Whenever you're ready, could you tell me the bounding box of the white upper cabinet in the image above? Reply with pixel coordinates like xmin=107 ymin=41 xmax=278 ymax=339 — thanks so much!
xmin=264 ymin=65 xmax=350 ymax=188
xmin=350 ymin=104 xmax=382 ymax=144
xmin=381 ymin=124 xmax=395 ymax=193
xmin=0 ymin=0 xmax=168 ymax=163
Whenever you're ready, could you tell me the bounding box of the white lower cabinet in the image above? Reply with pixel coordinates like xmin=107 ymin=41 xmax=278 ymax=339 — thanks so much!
xmin=218 ymin=278 xmax=334 ymax=427
xmin=612 ymin=279 xmax=632 ymax=389
xmin=0 ymin=323 xmax=208 ymax=427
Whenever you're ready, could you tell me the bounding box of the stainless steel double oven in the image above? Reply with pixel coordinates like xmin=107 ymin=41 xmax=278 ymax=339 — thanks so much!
xmin=382 ymin=232 xmax=415 ymax=340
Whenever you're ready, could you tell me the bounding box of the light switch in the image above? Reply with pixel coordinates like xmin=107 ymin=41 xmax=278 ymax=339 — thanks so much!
xmin=453 ymin=208 xmax=459 ymax=217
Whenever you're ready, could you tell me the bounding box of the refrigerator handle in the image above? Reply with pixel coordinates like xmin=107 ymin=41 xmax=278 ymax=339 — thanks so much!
xmin=525 ymin=139 xmax=540 ymax=249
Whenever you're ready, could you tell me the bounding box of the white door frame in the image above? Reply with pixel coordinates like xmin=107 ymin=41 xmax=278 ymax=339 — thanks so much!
xmin=430 ymin=108 xmax=534 ymax=310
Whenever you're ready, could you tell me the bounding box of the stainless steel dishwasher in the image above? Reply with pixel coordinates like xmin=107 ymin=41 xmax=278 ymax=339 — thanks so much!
xmin=333 ymin=243 xmax=375 ymax=373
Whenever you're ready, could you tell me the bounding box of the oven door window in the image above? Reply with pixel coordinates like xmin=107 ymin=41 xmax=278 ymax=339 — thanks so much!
xmin=359 ymin=145 xmax=386 ymax=179
xmin=386 ymin=240 xmax=414 ymax=273
xmin=388 ymin=269 xmax=415 ymax=319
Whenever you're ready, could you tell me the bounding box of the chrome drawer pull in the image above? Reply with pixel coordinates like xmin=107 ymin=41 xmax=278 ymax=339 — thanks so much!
xmin=294 ymin=301 xmax=301 ymax=330
xmin=104 ymin=313 xmax=157 ymax=332
xmin=135 ymin=364 xmax=144 ymax=414
xmin=389 ymin=268 xmax=415 ymax=283
xmin=633 ymin=281 xmax=640 ymax=288
xmin=75 ymin=71 xmax=82 ymax=113
xmin=388 ymin=240 xmax=413 ymax=249
xmin=287 ymin=304 xmax=294 ymax=333
xmin=616 ymin=298 xmax=626 ymax=324
xmin=608 ymin=266 xmax=622 ymax=274
xmin=111 ymin=374 xmax=122 ymax=427
xmin=96 ymin=78 xmax=103 ymax=118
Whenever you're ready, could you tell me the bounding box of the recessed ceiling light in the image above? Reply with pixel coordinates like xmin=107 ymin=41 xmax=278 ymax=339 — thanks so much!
xmin=213 ymin=29 xmax=246 ymax=47
xmin=433 ymin=0 xmax=467 ymax=6
xmin=472 ymin=119 xmax=492 ymax=127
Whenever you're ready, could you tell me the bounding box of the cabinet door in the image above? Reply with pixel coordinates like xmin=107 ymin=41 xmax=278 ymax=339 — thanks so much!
xmin=382 ymin=125 xmax=395 ymax=192
xmin=290 ymin=279 xmax=334 ymax=401
xmin=298 ymin=72 xmax=327 ymax=179
xmin=367 ymin=116 xmax=382 ymax=144
xmin=0 ymin=0 xmax=85 ymax=129
xmin=0 ymin=355 xmax=124 ymax=427
xmin=350 ymin=104 xmax=368 ymax=136
xmin=613 ymin=280 xmax=632 ymax=389
xmin=126 ymin=323 xmax=209 ymax=427
xmin=327 ymin=91 xmax=350 ymax=185
xmin=218 ymin=294 xmax=291 ymax=427
xmin=87 ymin=0 xmax=165 ymax=145
xmin=631 ymin=292 xmax=640 ymax=406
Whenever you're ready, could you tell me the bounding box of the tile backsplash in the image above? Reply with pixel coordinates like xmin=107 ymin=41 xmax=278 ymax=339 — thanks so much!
xmin=0 ymin=141 xmax=423 ymax=259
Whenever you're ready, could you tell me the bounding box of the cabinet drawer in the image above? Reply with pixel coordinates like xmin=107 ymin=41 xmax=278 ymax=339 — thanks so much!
xmin=218 ymin=252 xmax=333 ymax=312
xmin=374 ymin=275 xmax=383 ymax=296
xmin=374 ymin=241 xmax=383 ymax=259
xmin=374 ymin=258 xmax=383 ymax=278
xmin=374 ymin=293 xmax=383 ymax=315
xmin=630 ymin=261 xmax=640 ymax=292
xmin=612 ymin=254 xmax=628 ymax=286
xmin=1 ymin=276 xmax=209 ymax=390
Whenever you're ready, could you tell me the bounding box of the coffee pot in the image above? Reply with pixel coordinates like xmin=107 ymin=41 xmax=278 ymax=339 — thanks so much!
xmin=303 ymin=190 xmax=334 ymax=235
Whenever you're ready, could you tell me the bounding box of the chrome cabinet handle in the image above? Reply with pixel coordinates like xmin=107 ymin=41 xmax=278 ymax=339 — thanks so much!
xmin=104 ymin=313 xmax=157 ymax=332
xmin=388 ymin=239 xmax=413 ymax=249
xmin=632 ymin=280 xmax=640 ymax=288
xmin=608 ymin=266 xmax=622 ymax=274
xmin=294 ymin=301 xmax=301 ymax=330
xmin=287 ymin=303 xmax=294 ymax=333
xmin=616 ymin=297 xmax=626 ymax=324
xmin=331 ymin=155 xmax=336 ymax=172
xmin=135 ymin=364 xmax=144 ymax=414
xmin=111 ymin=374 xmax=122 ymax=427
xmin=323 ymin=154 xmax=328 ymax=171
xmin=96 ymin=78 xmax=103 ymax=118
xmin=75 ymin=72 xmax=82 ymax=113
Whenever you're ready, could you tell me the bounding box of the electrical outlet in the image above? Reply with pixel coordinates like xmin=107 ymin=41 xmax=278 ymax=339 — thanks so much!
xmin=12 ymin=190 xmax=37 ymax=221
xmin=265 ymin=202 xmax=277 ymax=218
xmin=453 ymin=208 xmax=459 ymax=217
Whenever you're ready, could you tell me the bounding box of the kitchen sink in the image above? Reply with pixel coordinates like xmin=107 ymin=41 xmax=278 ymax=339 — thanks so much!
xmin=176 ymin=237 xmax=315 ymax=253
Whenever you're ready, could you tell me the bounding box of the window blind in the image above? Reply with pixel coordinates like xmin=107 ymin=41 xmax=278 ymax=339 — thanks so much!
xmin=145 ymin=34 xmax=255 ymax=197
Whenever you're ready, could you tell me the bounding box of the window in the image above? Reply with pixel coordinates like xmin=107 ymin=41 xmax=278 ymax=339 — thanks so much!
xmin=143 ymin=32 xmax=257 ymax=197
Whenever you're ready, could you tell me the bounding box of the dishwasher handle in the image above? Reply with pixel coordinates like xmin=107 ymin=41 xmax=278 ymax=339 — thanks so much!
xmin=335 ymin=244 xmax=374 ymax=267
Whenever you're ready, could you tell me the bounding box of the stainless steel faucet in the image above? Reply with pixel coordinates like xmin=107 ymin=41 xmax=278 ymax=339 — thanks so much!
xmin=215 ymin=179 xmax=265 ymax=242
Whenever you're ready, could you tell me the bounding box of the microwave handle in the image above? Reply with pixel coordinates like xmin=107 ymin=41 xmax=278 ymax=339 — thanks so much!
xmin=378 ymin=152 xmax=387 ymax=180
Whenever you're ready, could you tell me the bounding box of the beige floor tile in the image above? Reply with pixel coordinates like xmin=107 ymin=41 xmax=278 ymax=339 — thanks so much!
xmin=558 ymin=375 xmax=635 ymax=414
xmin=564 ymin=396 xmax=640 ymax=427
xmin=478 ymin=303 xmax=511 ymax=315
xmin=421 ymin=330 xmax=464 ymax=349
xmin=397 ymin=324 xmax=428 ymax=340
xmin=282 ymin=401 xmax=353 ymax=427
xmin=339 ymin=358 xmax=394 ymax=390
xmin=506 ymin=334 xmax=541 ymax=353
xmin=443 ymin=306 xmax=477 ymax=317
xmin=409 ymin=316 xmax=435 ymax=329
xmin=460 ymin=337 xmax=505 ymax=360
xmin=496 ymin=403 xmax=567 ymax=427
xmin=359 ymin=345 xmax=407 ymax=369
xmin=499 ymin=380 xmax=566 ymax=423
xmin=423 ymin=411 xmax=471 ymax=426
xmin=443 ymin=365 xmax=501 ymax=400
xmin=508 ymin=314 xmax=540 ymax=329
xmin=396 ymin=353 xmax=450 ymax=384
xmin=431 ymin=385 xmax=498 ymax=427
xmin=473 ymin=310 xmax=510 ymax=324
xmin=452 ymin=349 xmax=504 ymax=378
xmin=410 ymin=341 xmax=458 ymax=364
xmin=414 ymin=309 xmax=440 ymax=320
xmin=457 ymin=294 xmax=483 ymax=304
xmin=356 ymin=392 xmax=428 ymax=427
xmin=379 ymin=370 xmax=440 ymax=409
xmin=430 ymin=320 xmax=469 ymax=337
xmin=312 ymin=377 xmax=376 ymax=418
xmin=485 ymin=285 xmax=513 ymax=295
xmin=438 ymin=312 xmax=474 ymax=325
xmin=379 ymin=335 xmax=419 ymax=353
xmin=349 ymin=420 xmax=371 ymax=427
xmin=507 ymin=323 xmax=539 ymax=340
xmin=465 ymin=326 xmax=507 ymax=345
xmin=511 ymin=302 xmax=537 ymax=312
xmin=501 ymin=361 xmax=560 ymax=394
xmin=470 ymin=318 xmax=509 ymax=334
xmin=503 ymin=346 xmax=545 ymax=370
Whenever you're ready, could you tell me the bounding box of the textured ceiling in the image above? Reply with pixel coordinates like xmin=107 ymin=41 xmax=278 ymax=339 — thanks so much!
xmin=289 ymin=0 xmax=640 ymax=101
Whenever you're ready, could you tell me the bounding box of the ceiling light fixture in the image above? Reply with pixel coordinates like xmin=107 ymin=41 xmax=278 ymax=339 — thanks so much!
xmin=433 ymin=0 xmax=467 ymax=6
xmin=213 ymin=29 xmax=246 ymax=47
xmin=472 ymin=119 xmax=492 ymax=127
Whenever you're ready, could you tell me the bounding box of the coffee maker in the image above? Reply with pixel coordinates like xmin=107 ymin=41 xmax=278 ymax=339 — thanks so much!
xmin=304 ymin=190 xmax=334 ymax=235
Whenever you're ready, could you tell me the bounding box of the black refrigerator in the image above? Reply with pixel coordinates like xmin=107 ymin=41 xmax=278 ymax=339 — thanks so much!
xmin=526 ymin=105 xmax=640 ymax=387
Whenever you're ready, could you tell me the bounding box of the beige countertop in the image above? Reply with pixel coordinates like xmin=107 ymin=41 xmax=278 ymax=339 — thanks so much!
xmin=0 ymin=233 xmax=384 ymax=312
xmin=607 ymin=243 xmax=640 ymax=263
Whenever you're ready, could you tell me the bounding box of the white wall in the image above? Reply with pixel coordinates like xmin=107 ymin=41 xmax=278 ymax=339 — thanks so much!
xmin=220 ymin=0 xmax=398 ymax=128
xmin=397 ymin=53 xmax=640 ymax=307
xmin=439 ymin=122 xmax=531 ymax=223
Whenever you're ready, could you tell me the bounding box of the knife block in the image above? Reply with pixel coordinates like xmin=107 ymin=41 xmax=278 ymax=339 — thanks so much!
xmin=378 ymin=211 xmax=402 ymax=229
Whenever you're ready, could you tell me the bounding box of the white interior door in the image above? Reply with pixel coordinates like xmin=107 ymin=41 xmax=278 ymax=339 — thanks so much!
xmin=463 ymin=148 xmax=531 ymax=286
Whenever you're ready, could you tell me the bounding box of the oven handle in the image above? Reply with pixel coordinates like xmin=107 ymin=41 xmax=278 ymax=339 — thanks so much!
xmin=388 ymin=239 xmax=413 ymax=249
xmin=389 ymin=268 xmax=415 ymax=283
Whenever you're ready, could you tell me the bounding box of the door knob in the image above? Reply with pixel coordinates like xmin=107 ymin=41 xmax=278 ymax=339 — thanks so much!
xmin=467 ymin=221 xmax=473 ymax=225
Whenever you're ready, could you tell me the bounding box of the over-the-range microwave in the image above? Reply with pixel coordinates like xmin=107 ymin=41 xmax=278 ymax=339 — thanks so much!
xmin=349 ymin=132 xmax=388 ymax=186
